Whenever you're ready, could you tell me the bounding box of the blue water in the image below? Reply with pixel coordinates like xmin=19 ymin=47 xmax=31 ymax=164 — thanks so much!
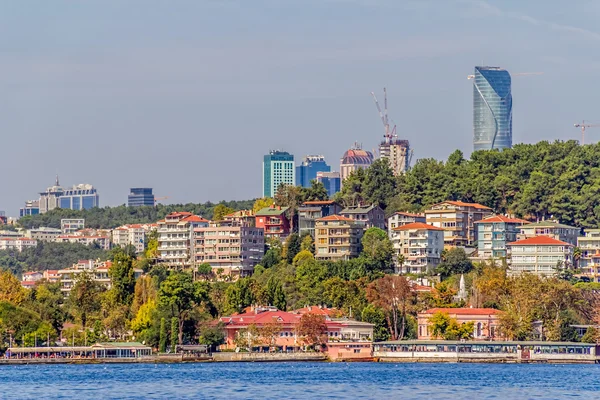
xmin=1 ymin=362 xmax=599 ymax=399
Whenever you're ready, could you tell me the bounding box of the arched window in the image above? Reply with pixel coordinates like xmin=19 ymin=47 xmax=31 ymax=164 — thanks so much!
xmin=476 ymin=322 xmax=482 ymax=337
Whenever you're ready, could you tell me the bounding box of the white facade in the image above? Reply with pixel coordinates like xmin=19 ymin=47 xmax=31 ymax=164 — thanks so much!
xmin=387 ymin=212 xmax=426 ymax=238
xmin=390 ymin=223 xmax=444 ymax=274
xmin=57 ymin=259 xmax=142 ymax=295
xmin=26 ymin=227 xmax=62 ymax=241
xmin=157 ymin=212 xmax=209 ymax=267
xmin=507 ymin=236 xmax=573 ymax=276
xmin=112 ymin=224 xmax=155 ymax=253
xmin=61 ymin=219 xmax=85 ymax=234
xmin=55 ymin=235 xmax=110 ymax=250
xmin=0 ymin=237 xmax=37 ymax=251
xmin=577 ymin=229 xmax=600 ymax=283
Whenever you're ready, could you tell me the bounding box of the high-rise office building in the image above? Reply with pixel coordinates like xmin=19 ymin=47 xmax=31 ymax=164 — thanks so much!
xmin=20 ymin=200 xmax=40 ymax=217
xmin=263 ymin=150 xmax=295 ymax=198
xmin=128 ymin=188 xmax=155 ymax=207
xmin=296 ymin=155 xmax=331 ymax=187
xmin=316 ymin=171 xmax=341 ymax=197
xmin=59 ymin=184 xmax=99 ymax=210
xmin=472 ymin=66 xmax=512 ymax=151
xmin=39 ymin=176 xmax=64 ymax=214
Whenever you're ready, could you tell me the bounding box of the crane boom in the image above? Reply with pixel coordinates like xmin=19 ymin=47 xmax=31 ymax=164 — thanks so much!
xmin=371 ymin=92 xmax=386 ymax=129
xmin=574 ymin=120 xmax=600 ymax=145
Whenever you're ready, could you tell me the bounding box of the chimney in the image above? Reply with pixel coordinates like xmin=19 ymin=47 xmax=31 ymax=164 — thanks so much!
xmin=277 ymin=206 xmax=281 ymax=210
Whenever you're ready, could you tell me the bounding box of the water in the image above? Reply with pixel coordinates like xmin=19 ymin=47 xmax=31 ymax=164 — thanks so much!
xmin=1 ymin=362 xmax=599 ymax=399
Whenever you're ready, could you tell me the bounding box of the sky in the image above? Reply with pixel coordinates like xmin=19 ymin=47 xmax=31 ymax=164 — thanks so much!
xmin=2 ymin=0 xmax=600 ymax=216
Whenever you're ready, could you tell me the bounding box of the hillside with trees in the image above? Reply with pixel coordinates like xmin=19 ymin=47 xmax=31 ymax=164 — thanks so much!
xmin=18 ymin=199 xmax=256 ymax=229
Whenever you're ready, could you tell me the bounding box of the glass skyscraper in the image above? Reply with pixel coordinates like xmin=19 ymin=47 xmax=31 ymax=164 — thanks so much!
xmin=59 ymin=184 xmax=99 ymax=210
xmin=128 ymin=188 xmax=155 ymax=207
xmin=263 ymin=150 xmax=295 ymax=198
xmin=473 ymin=66 xmax=512 ymax=151
xmin=296 ymin=155 xmax=331 ymax=188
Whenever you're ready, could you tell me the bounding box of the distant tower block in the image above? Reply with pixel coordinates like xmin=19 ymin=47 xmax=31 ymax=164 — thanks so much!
xmin=379 ymin=139 xmax=410 ymax=175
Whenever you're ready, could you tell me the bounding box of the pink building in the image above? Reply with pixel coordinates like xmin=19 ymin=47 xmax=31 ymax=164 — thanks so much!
xmin=255 ymin=206 xmax=291 ymax=241
xmin=417 ymin=308 xmax=504 ymax=341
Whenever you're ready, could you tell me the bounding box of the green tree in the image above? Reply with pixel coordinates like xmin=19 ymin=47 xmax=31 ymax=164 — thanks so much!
xmin=436 ymin=248 xmax=473 ymax=279
xmin=170 ymin=317 xmax=178 ymax=352
xmin=159 ymin=317 xmax=167 ymax=353
xmin=198 ymin=322 xmax=225 ymax=351
xmin=197 ymin=263 xmax=213 ymax=280
xmin=213 ymin=204 xmax=235 ymax=221
xmin=68 ymin=271 xmax=104 ymax=329
xmin=0 ymin=270 xmax=26 ymax=305
xmin=360 ymin=227 xmax=393 ymax=271
xmin=224 ymin=278 xmax=256 ymax=314
xmin=108 ymin=252 xmax=137 ymax=305
xmin=253 ymin=197 xmax=274 ymax=213
xmin=159 ymin=272 xmax=200 ymax=345
xmin=300 ymin=233 xmax=315 ymax=253
xmin=361 ymin=304 xmax=389 ymax=341
xmin=284 ymin=233 xmax=302 ymax=264
xmin=302 ymin=180 xmax=329 ymax=201
xmin=266 ymin=277 xmax=287 ymax=310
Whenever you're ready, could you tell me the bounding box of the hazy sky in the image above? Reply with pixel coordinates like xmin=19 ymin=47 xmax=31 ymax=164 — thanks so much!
xmin=2 ymin=0 xmax=600 ymax=216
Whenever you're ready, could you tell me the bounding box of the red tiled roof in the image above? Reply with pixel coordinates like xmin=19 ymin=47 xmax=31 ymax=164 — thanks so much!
xmin=392 ymin=222 xmax=444 ymax=231
xmin=293 ymin=306 xmax=337 ymax=316
xmin=434 ymin=201 xmax=492 ymax=210
xmin=422 ymin=308 xmax=503 ymax=316
xmin=303 ymin=200 xmax=336 ymax=205
xmin=182 ymin=215 xmax=209 ymax=223
xmin=508 ymin=236 xmax=572 ymax=246
xmin=475 ymin=215 xmax=530 ymax=224
xmin=393 ymin=212 xmax=424 ymax=217
xmin=317 ymin=215 xmax=355 ymax=222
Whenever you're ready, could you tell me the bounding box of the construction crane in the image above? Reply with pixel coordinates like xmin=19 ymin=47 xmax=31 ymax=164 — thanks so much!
xmin=371 ymin=88 xmax=396 ymax=144
xmin=467 ymin=71 xmax=544 ymax=80
xmin=574 ymin=121 xmax=600 ymax=145
xmin=154 ymin=196 xmax=169 ymax=204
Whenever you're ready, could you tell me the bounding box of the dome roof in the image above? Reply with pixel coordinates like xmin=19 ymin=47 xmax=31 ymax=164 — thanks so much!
xmin=341 ymin=149 xmax=374 ymax=165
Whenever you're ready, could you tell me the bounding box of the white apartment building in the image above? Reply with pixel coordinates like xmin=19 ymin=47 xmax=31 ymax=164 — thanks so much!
xmin=57 ymin=259 xmax=142 ymax=295
xmin=112 ymin=223 xmax=156 ymax=253
xmin=390 ymin=222 xmax=444 ymax=274
xmin=194 ymin=221 xmax=264 ymax=278
xmin=387 ymin=212 xmax=426 ymax=238
xmin=157 ymin=212 xmax=209 ymax=267
xmin=507 ymin=236 xmax=573 ymax=276
xmin=61 ymin=219 xmax=85 ymax=234
xmin=0 ymin=237 xmax=37 ymax=252
xmin=55 ymin=235 xmax=110 ymax=250
xmin=577 ymin=229 xmax=600 ymax=283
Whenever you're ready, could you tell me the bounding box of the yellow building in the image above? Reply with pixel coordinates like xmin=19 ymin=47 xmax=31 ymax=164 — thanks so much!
xmin=315 ymin=215 xmax=365 ymax=261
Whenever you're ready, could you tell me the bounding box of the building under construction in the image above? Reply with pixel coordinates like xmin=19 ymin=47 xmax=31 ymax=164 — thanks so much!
xmin=371 ymin=88 xmax=411 ymax=175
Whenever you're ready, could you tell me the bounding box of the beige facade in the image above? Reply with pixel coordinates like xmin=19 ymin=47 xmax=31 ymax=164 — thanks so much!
xmin=112 ymin=224 xmax=156 ymax=253
xmin=391 ymin=222 xmax=444 ymax=274
xmin=577 ymin=229 xmax=600 ymax=282
xmin=194 ymin=222 xmax=264 ymax=277
xmin=517 ymin=221 xmax=579 ymax=246
xmin=0 ymin=237 xmax=37 ymax=251
xmin=26 ymin=227 xmax=62 ymax=241
xmin=315 ymin=215 xmax=364 ymax=261
xmin=57 ymin=259 xmax=142 ymax=295
xmin=425 ymin=201 xmax=493 ymax=246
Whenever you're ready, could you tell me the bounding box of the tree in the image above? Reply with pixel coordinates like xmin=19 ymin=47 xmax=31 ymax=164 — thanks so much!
xmin=108 ymin=252 xmax=137 ymax=305
xmin=159 ymin=317 xmax=167 ymax=352
xmin=132 ymin=275 xmax=157 ymax=314
xmin=300 ymin=233 xmax=315 ymax=253
xmin=170 ymin=317 xmax=178 ymax=352
xmin=361 ymin=227 xmax=393 ymax=271
xmin=436 ymin=248 xmax=473 ymax=279
xmin=260 ymin=247 xmax=281 ymax=269
xmin=253 ymin=197 xmax=274 ymax=213
xmin=234 ymin=323 xmax=261 ymax=351
xmin=68 ymin=271 xmax=104 ymax=329
xmin=213 ymin=204 xmax=235 ymax=221
xmin=274 ymin=184 xmax=303 ymax=232
xmin=198 ymin=322 xmax=225 ymax=351
xmin=428 ymin=312 xmax=474 ymax=340
xmin=197 ymin=263 xmax=213 ymax=281
xmin=284 ymin=234 xmax=302 ymax=264
xmin=266 ymin=277 xmax=287 ymax=310
xmin=224 ymin=278 xmax=256 ymax=314
xmin=259 ymin=318 xmax=283 ymax=350
xmin=158 ymin=272 xmax=200 ymax=345
xmin=361 ymin=304 xmax=389 ymax=341
xmin=0 ymin=270 xmax=26 ymax=305
xmin=26 ymin=282 xmax=65 ymax=332
xmin=366 ymin=275 xmax=415 ymax=340
xmin=302 ymin=180 xmax=329 ymax=201
xmin=296 ymin=313 xmax=328 ymax=349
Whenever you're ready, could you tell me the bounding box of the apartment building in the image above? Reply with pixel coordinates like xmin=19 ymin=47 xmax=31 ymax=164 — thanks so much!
xmin=0 ymin=237 xmax=37 ymax=251
xmin=20 ymin=269 xmax=60 ymax=288
xmin=340 ymin=205 xmax=385 ymax=230
xmin=425 ymin=201 xmax=493 ymax=246
xmin=55 ymin=235 xmax=111 ymax=250
xmin=517 ymin=221 xmax=580 ymax=246
xmin=57 ymin=259 xmax=142 ymax=295
xmin=255 ymin=206 xmax=291 ymax=241
xmin=475 ymin=215 xmax=530 ymax=259
xmin=61 ymin=219 xmax=85 ymax=234
xmin=112 ymin=223 xmax=156 ymax=253
xmin=194 ymin=221 xmax=264 ymax=278
xmin=25 ymin=227 xmax=62 ymax=241
xmin=157 ymin=212 xmax=209 ymax=267
xmin=314 ymin=215 xmax=364 ymax=261
xmin=577 ymin=229 xmax=600 ymax=283
xmin=387 ymin=212 xmax=426 ymax=237
xmin=507 ymin=236 xmax=573 ymax=276
xmin=390 ymin=222 xmax=444 ymax=274
xmin=298 ymin=200 xmax=343 ymax=238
